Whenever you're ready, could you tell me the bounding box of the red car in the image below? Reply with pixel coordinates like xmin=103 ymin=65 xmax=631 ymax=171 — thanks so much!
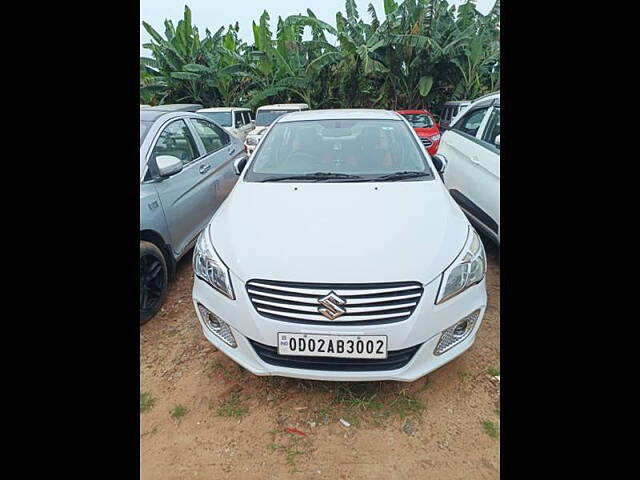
xmin=396 ymin=109 xmax=441 ymax=156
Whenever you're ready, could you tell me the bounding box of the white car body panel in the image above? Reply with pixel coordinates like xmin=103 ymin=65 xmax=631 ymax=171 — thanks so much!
xmin=439 ymin=93 xmax=500 ymax=243
xmin=211 ymin=181 xmax=469 ymax=284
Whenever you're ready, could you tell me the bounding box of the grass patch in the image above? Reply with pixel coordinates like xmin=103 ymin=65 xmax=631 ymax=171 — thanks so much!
xmin=217 ymin=392 xmax=248 ymax=418
xmin=322 ymin=383 xmax=426 ymax=428
xmin=207 ymin=359 xmax=246 ymax=382
xmin=267 ymin=437 xmax=310 ymax=473
xmin=170 ymin=404 xmax=188 ymax=421
xmin=389 ymin=390 xmax=426 ymax=420
xmin=482 ymin=420 xmax=499 ymax=438
xmin=487 ymin=367 xmax=500 ymax=377
xmin=140 ymin=392 xmax=156 ymax=413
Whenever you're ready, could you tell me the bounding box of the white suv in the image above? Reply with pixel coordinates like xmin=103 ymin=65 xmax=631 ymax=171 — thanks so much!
xmin=191 ymin=109 xmax=488 ymax=382
xmin=244 ymin=103 xmax=309 ymax=153
xmin=436 ymin=92 xmax=500 ymax=244
xmin=197 ymin=107 xmax=255 ymax=141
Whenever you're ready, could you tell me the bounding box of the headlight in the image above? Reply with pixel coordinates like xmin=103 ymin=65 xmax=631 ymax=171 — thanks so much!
xmin=246 ymin=136 xmax=259 ymax=146
xmin=436 ymin=227 xmax=486 ymax=304
xmin=430 ymin=134 xmax=441 ymax=142
xmin=193 ymin=228 xmax=235 ymax=299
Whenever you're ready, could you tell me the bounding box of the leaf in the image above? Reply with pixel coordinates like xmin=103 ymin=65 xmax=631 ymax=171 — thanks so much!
xmin=183 ymin=63 xmax=209 ymax=73
xmin=418 ymin=76 xmax=433 ymax=97
xmin=170 ymin=72 xmax=200 ymax=80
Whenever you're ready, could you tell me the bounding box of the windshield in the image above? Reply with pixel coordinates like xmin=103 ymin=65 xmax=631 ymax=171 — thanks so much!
xmin=256 ymin=110 xmax=292 ymax=127
xmin=401 ymin=113 xmax=434 ymax=128
xmin=140 ymin=121 xmax=152 ymax=146
xmin=199 ymin=112 xmax=232 ymax=127
xmin=245 ymin=119 xmax=432 ymax=182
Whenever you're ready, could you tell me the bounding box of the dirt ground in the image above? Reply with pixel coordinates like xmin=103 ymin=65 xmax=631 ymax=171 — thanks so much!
xmin=140 ymin=241 xmax=500 ymax=479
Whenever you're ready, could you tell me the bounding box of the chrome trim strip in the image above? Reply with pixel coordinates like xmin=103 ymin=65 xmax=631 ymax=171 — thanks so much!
xmin=248 ymin=282 xmax=419 ymax=296
xmin=247 ymin=288 xmax=421 ymax=305
xmin=255 ymin=307 xmax=411 ymax=322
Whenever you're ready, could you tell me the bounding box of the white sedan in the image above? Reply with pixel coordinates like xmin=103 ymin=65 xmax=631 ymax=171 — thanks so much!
xmin=192 ymin=109 xmax=488 ymax=382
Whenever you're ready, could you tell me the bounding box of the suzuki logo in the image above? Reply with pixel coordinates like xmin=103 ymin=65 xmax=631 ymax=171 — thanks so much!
xmin=318 ymin=291 xmax=347 ymax=320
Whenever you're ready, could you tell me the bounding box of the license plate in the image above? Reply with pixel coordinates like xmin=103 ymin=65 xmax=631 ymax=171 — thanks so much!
xmin=277 ymin=333 xmax=387 ymax=359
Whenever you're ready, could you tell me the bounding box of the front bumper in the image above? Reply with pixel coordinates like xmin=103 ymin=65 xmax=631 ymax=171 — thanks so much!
xmin=192 ymin=274 xmax=486 ymax=382
xmin=426 ymin=140 xmax=440 ymax=156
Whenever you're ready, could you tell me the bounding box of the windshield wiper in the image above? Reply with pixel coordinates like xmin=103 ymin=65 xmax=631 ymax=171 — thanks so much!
xmin=260 ymin=172 xmax=364 ymax=182
xmin=372 ymin=171 xmax=431 ymax=182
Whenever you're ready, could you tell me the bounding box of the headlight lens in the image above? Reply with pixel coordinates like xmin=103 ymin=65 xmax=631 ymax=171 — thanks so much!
xmin=436 ymin=227 xmax=486 ymax=304
xmin=193 ymin=229 xmax=235 ymax=299
xmin=246 ymin=136 xmax=259 ymax=146
xmin=430 ymin=134 xmax=441 ymax=142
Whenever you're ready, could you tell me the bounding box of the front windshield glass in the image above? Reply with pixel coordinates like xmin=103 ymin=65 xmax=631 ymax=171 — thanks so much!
xmin=401 ymin=113 xmax=434 ymax=128
xmin=245 ymin=119 xmax=432 ymax=182
xmin=256 ymin=110 xmax=292 ymax=126
xmin=199 ymin=112 xmax=232 ymax=127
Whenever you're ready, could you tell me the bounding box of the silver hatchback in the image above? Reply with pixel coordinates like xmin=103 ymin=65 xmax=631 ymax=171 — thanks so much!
xmin=140 ymin=110 xmax=246 ymax=324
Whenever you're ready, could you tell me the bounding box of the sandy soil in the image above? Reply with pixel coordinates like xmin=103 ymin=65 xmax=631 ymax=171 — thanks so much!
xmin=141 ymin=241 xmax=500 ymax=479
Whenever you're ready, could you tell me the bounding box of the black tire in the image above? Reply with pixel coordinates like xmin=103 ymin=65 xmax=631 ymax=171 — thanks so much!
xmin=140 ymin=240 xmax=168 ymax=325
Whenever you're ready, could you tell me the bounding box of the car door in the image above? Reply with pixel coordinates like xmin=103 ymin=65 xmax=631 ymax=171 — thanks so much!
xmin=189 ymin=117 xmax=239 ymax=214
xmin=241 ymin=111 xmax=253 ymax=138
xmin=235 ymin=111 xmax=249 ymax=141
xmin=472 ymin=106 xmax=500 ymax=235
xmin=149 ymin=118 xmax=216 ymax=257
xmin=441 ymin=105 xmax=499 ymax=235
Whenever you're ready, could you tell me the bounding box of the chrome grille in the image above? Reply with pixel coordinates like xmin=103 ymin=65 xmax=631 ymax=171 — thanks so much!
xmin=246 ymin=280 xmax=424 ymax=325
xmin=421 ymin=138 xmax=433 ymax=147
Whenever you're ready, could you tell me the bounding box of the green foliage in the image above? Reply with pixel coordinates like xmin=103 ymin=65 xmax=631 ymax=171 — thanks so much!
xmin=140 ymin=392 xmax=156 ymax=413
xmin=141 ymin=1 xmax=500 ymax=110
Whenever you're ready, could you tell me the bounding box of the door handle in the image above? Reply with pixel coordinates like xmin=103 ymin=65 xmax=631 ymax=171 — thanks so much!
xmin=199 ymin=164 xmax=211 ymax=174
xmin=470 ymin=156 xmax=480 ymax=165
xmin=228 ymin=146 xmax=235 ymax=155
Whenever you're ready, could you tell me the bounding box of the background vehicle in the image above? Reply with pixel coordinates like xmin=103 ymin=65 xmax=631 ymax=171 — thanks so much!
xmin=397 ymin=109 xmax=441 ymax=156
xmin=197 ymin=107 xmax=255 ymax=141
xmin=439 ymin=101 xmax=471 ymax=129
xmin=437 ymin=92 xmax=500 ymax=244
xmin=192 ymin=109 xmax=487 ymax=382
xmin=140 ymin=109 xmax=247 ymax=324
xmin=244 ymin=103 xmax=309 ymax=153
xmin=147 ymin=104 xmax=204 ymax=112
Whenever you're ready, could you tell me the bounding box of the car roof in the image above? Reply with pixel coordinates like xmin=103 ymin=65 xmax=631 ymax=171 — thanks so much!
xmin=257 ymin=103 xmax=309 ymax=111
xmin=140 ymin=110 xmax=201 ymax=123
xmin=197 ymin=107 xmax=250 ymax=112
xmin=278 ymin=109 xmax=401 ymax=123
xmin=396 ymin=109 xmax=432 ymax=115
xmin=147 ymin=104 xmax=203 ymax=112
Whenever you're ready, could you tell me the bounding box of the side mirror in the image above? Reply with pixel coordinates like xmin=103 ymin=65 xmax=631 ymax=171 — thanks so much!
xmin=234 ymin=155 xmax=249 ymax=175
xmin=494 ymin=134 xmax=500 ymax=147
xmin=156 ymin=155 xmax=183 ymax=177
xmin=432 ymin=154 xmax=448 ymax=177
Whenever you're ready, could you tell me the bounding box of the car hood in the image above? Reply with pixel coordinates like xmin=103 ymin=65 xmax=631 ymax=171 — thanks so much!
xmin=249 ymin=126 xmax=269 ymax=136
xmin=208 ymin=180 xmax=470 ymax=285
xmin=414 ymin=126 xmax=440 ymax=137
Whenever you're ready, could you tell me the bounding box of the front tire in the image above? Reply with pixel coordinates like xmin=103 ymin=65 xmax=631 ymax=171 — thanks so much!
xmin=140 ymin=241 xmax=168 ymax=325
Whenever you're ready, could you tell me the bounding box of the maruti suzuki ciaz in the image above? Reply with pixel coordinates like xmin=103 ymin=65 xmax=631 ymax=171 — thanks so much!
xmin=192 ymin=109 xmax=487 ymax=382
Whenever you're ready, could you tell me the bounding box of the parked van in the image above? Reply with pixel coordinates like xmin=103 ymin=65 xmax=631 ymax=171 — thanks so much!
xmin=244 ymin=103 xmax=309 ymax=153
xmin=439 ymin=101 xmax=471 ymax=129
xmin=197 ymin=107 xmax=255 ymax=141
